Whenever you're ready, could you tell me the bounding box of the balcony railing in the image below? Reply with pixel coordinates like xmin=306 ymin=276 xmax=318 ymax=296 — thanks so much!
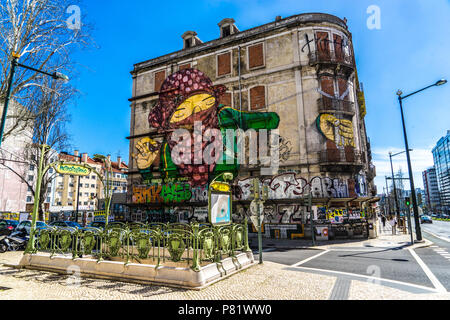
xmin=317 ymin=97 xmax=355 ymax=115
xmin=319 ymin=149 xmax=363 ymax=166
xmin=308 ymin=50 xmax=354 ymax=69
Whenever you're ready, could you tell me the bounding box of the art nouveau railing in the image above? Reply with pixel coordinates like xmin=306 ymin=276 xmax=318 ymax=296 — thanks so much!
xmin=32 ymin=220 xmax=250 ymax=271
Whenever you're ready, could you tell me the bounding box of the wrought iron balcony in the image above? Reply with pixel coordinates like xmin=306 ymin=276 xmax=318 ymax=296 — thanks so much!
xmin=367 ymin=163 xmax=377 ymax=181
xmin=307 ymin=50 xmax=354 ymax=70
xmin=317 ymin=97 xmax=355 ymax=115
xmin=318 ymin=149 xmax=364 ymax=172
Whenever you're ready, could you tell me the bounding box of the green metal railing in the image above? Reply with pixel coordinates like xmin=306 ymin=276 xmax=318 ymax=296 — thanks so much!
xmin=31 ymin=219 xmax=251 ymax=271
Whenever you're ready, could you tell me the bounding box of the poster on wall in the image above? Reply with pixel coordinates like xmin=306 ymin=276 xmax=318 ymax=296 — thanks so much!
xmin=328 ymin=209 xmax=345 ymax=224
xmin=209 ymin=192 xmax=231 ymax=225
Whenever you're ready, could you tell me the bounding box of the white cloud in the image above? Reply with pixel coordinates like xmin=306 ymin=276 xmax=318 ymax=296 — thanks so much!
xmin=372 ymin=146 xmax=434 ymax=193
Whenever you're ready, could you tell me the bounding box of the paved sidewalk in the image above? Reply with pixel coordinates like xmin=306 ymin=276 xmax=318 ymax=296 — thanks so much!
xmin=0 ymin=251 xmax=449 ymax=300
xmin=249 ymin=219 xmax=432 ymax=251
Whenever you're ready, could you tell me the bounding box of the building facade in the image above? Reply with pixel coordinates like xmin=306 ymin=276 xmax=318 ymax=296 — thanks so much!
xmin=0 ymin=100 xmax=34 ymax=214
xmin=422 ymin=167 xmax=441 ymax=212
xmin=432 ymin=130 xmax=450 ymax=213
xmin=127 ymin=13 xmax=377 ymax=235
xmin=49 ymin=152 xmax=128 ymax=215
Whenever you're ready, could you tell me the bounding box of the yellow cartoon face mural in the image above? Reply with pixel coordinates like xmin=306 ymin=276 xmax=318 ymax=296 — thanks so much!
xmin=132 ymin=137 xmax=161 ymax=170
xmin=317 ymin=114 xmax=355 ymax=147
xmin=170 ymin=94 xmax=216 ymax=124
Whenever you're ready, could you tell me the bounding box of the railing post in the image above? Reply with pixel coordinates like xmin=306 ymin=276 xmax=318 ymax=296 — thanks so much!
xmin=191 ymin=223 xmax=201 ymax=271
xmin=243 ymin=217 xmax=251 ymax=252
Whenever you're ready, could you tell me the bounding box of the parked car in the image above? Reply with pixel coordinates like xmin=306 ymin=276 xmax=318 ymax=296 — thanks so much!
xmin=48 ymin=221 xmax=87 ymax=233
xmin=15 ymin=220 xmax=48 ymax=235
xmin=420 ymin=215 xmax=433 ymax=224
xmin=86 ymin=221 xmax=106 ymax=230
xmin=0 ymin=219 xmax=19 ymax=236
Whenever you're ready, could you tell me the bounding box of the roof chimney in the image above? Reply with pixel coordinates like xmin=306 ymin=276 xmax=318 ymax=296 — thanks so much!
xmin=82 ymin=153 xmax=88 ymax=163
xmin=74 ymin=150 xmax=79 ymax=157
xmin=275 ymin=16 xmax=282 ymax=22
xmin=218 ymin=18 xmax=239 ymax=38
xmin=181 ymin=31 xmax=203 ymax=49
xmin=117 ymin=156 xmax=122 ymax=169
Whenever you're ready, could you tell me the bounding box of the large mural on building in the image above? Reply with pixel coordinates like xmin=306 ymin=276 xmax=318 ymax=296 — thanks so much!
xmin=132 ymin=68 xmax=280 ymax=187
xmin=316 ymin=113 xmax=355 ymax=147
xmin=131 ymin=172 xmax=369 ymax=205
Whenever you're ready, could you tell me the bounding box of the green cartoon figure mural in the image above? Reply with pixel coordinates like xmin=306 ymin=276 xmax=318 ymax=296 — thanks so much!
xmin=132 ymin=68 xmax=280 ymax=187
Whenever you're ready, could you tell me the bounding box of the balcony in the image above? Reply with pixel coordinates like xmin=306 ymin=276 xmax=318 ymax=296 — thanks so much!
xmin=307 ymin=51 xmax=354 ymax=75
xmin=318 ymin=149 xmax=364 ymax=173
xmin=367 ymin=163 xmax=377 ymax=181
xmin=317 ymin=97 xmax=355 ymax=116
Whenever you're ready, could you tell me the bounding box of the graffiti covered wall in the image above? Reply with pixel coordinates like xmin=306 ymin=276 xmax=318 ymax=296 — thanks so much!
xmin=132 ymin=67 xmax=280 ymax=187
xmin=235 ymin=173 xmax=349 ymax=200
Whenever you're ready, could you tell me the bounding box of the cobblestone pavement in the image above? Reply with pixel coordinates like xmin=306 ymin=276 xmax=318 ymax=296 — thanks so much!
xmin=0 ymin=251 xmax=449 ymax=300
xmin=0 ymin=251 xmax=335 ymax=300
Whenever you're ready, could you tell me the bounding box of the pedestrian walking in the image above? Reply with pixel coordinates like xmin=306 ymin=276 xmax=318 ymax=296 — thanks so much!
xmin=381 ymin=215 xmax=386 ymax=228
xmin=389 ymin=216 xmax=397 ymax=235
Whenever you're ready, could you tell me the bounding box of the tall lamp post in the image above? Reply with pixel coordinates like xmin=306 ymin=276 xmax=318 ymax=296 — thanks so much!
xmin=0 ymin=52 xmax=69 ymax=146
xmin=389 ymin=149 xmax=412 ymax=222
xmin=396 ymin=79 xmax=447 ymax=242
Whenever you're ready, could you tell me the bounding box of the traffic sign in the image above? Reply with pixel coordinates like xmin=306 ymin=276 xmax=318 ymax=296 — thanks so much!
xmin=250 ymin=200 xmax=264 ymax=227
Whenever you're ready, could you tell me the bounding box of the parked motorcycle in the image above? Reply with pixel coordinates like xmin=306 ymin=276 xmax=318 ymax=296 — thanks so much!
xmin=0 ymin=229 xmax=29 ymax=253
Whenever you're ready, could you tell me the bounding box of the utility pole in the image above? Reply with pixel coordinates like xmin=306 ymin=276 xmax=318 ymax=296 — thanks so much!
xmin=0 ymin=53 xmax=20 ymax=146
xmin=309 ymin=192 xmax=315 ymax=246
xmin=385 ymin=177 xmax=391 ymax=215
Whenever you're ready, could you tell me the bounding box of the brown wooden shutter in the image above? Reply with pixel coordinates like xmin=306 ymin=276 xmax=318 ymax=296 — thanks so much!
xmin=326 ymin=140 xmax=340 ymax=162
xmin=250 ymin=86 xmax=266 ymax=110
xmin=316 ymin=32 xmax=330 ymax=60
xmin=348 ymin=179 xmax=356 ymax=197
xmin=217 ymin=52 xmax=231 ymax=76
xmin=345 ymin=145 xmax=355 ymax=161
xmin=248 ymin=43 xmax=264 ymax=69
xmin=333 ymin=34 xmax=343 ymax=62
xmin=320 ymin=76 xmax=335 ymax=96
xmin=337 ymin=78 xmax=349 ymax=101
xmin=320 ymin=76 xmax=335 ymax=108
xmin=179 ymin=63 xmax=191 ymax=71
xmin=154 ymin=70 xmax=166 ymax=92
xmin=220 ymin=92 xmax=232 ymax=106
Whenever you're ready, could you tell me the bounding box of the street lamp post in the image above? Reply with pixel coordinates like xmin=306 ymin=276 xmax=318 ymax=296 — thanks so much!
xmin=0 ymin=52 xmax=69 ymax=146
xmin=389 ymin=150 xmax=412 ymax=225
xmin=396 ymin=79 xmax=447 ymax=242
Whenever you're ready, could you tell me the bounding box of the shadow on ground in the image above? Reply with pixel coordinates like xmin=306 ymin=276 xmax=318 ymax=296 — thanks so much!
xmin=0 ymin=265 xmax=187 ymax=297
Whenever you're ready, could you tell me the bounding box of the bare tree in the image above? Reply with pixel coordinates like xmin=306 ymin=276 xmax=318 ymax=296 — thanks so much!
xmin=0 ymin=0 xmax=92 ymax=141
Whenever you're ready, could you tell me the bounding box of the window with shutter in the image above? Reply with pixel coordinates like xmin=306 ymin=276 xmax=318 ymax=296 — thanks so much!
xmin=333 ymin=34 xmax=344 ymax=62
xmin=217 ymin=52 xmax=231 ymax=76
xmin=326 ymin=140 xmax=340 ymax=162
xmin=320 ymin=76 xmax=335 ymax=109
xmin=250 ymin=86 xmax=266 ymax=110
xmin=316 ymin=32 xmax=330 ymax=60
xmin=179 ymin=63 xmax=191 ymax=71
xmin=220 ymin=92 xmax=232 ymax=106
xmin=154 ymin=70 xmax=166 ymax=92
xmin=248 ymin=43 xmax=264 ymax=69
xmin=337 ymin=78 xmax=349 ymax=101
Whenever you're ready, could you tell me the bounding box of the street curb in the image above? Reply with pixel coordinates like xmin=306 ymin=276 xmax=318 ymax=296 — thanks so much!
xmin=1 ymin=263 xmax=23 ymax=269
xmin=409 ymin=239 xmax=434 ymax=250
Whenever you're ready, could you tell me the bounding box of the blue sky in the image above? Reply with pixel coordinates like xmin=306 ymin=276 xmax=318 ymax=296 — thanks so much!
xmin=68 ymin=0 xmax=450 ymax=193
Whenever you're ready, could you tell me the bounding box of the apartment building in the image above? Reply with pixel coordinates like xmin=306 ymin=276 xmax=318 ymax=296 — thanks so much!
xmin=127 ymin=13 xmax=377 ymax=230
xmin=432 ymin=130 xmax=450 ymax=213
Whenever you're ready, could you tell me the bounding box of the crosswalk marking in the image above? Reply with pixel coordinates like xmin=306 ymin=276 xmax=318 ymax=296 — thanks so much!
xmin=409 ymin=248 xmax=447 ymax=293
xmin=429 ymin=246 xmax=450 ymax=262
